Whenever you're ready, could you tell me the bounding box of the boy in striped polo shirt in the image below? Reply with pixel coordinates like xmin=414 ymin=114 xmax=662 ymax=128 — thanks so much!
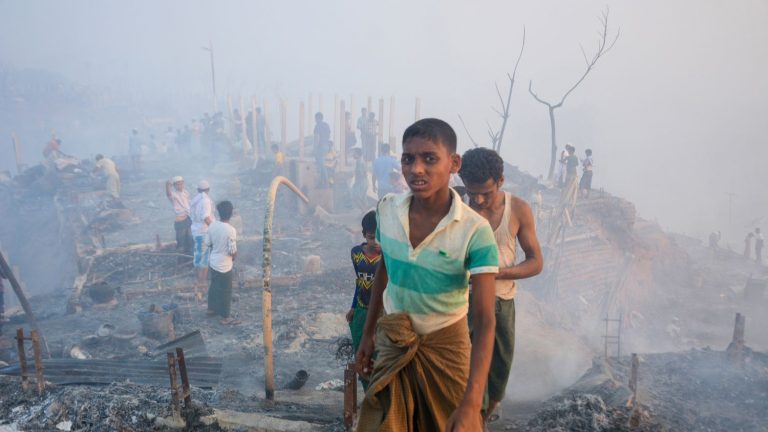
xmin=356 ymin=118 xmax=499 ymax=432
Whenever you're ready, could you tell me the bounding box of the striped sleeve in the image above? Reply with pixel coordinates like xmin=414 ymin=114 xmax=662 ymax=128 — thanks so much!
xmin=465 ymin=222 xmax=499 ymax=275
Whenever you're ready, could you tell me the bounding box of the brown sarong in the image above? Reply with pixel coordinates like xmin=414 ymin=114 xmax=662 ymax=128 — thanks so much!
xmin=357 ymin=313 xmax=470 ymax=432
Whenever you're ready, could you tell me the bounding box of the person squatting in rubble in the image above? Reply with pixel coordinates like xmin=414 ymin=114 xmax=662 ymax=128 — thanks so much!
xmin=459 ymin=147 xmax=544 ymax=426
xmin=346 ymin=210 xmax=381 ymax=391
xmin=93 ymin=154 xmax=121 ymax=199
xmin=165 ymin=176 xmax=193 ymax=257
xmin=190 ymin=180 xmax=214 ymax=290
xmin=355 ymin=118 xmax=499 ymax=432
xmin=206 ymin=200 xmax=239 ymax=325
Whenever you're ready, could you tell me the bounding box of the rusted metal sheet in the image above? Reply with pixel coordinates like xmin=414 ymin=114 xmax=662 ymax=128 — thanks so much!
xmin=0 ymin=356 xmax=221 ymax=388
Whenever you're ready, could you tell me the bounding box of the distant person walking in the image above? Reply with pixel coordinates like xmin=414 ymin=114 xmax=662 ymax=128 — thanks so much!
xmin=755 ymin=228 xmax=764 ymax=263
xmin=165 ymin=176 xmax=193 ymax=256
xmin=579 ymin=149 xmax=594 ymax=198
xmin=555 ymin=147 xmax=567 ymax=187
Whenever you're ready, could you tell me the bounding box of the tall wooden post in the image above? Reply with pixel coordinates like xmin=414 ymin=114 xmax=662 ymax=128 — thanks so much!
xmin=349 ymin=96 xmax=357 ymax=168
xmin=31 ymin=329 xmax=44 ymax=395
xmin=240 ymin=96 xmax=248 ymax=156
xmin=226 ymin=95 xmax=235 ymax=139
xmin=367 ymin=96 xmax=372 ymax=114
xmin=415 ymin=97 xmax=421 ymax=122
xmin=299 ymin=102 xmax=305 ymax=160
xmin=16 ymin=328 xmax=28 ymax=390
xmin=280 ymin=99 xmax=287 ymax=151
xmin=333 ymin=94 xmax=339 ymax=148
xmin=319 ymin=94 xmax=324 ymax=116
xmin=339 ymin=99 xmax=346 ymax=168
xmin=263 ymin=100 xmax=271 ymax=149
xmin=11 ymin=133 xmax=22 ymax=174
xmin=308 ymin=93 xmax=314 ymax=126
xmin=167 ymin=352 xmax=182 ymax=420
xmin=389 ymin=95 xmax=396 ymax=151
xmin=378 ymin=98 xmax=385 ymax=154
xmin=251 ymin=97 xmax=259 ymax=160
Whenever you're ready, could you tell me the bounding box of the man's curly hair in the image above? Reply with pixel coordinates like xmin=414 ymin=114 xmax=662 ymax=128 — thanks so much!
xmin=459 ymin=147 xmax=504 ymax=185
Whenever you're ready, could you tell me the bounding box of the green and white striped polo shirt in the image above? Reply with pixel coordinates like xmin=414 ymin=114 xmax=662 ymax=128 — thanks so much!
xmin=376 ymin=189 xmax=499 ymax=335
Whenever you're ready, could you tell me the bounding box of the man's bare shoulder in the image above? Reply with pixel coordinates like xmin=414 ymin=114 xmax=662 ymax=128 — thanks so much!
xmin=507 ymin=194 xmax=533 ymax=218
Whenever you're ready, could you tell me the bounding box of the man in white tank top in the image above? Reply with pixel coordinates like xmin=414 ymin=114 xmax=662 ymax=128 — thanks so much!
xmin=459 ymin=147 xmax=544 ymax=425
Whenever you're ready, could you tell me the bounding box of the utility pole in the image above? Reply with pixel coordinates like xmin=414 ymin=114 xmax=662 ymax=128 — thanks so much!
xmin=726 ymin=191 xmax=737 ymax=242
xmin=202 ymin=40 xmax=217 ymax=112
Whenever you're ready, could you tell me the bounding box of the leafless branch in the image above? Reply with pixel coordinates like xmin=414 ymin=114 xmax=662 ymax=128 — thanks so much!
xmin=556 ymin=6 xmax=619 ymax=107
xmin=528 ymin=81 xmax=552 ymax=107
xmin=457 ymin=114 xmax=480 ymax=147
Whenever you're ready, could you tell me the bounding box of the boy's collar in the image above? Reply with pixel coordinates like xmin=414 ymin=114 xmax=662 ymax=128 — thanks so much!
xmin=395 ymin=188 xmax=464 ymax=222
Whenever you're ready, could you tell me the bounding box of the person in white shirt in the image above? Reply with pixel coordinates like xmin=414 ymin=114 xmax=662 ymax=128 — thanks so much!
xmin=206 ymin=200 xmax=238 ymax=324
xmin=190 ymin=180 xmax=214 ymax=286
xmin=165 ymin=176 xmax=192 ymax=256
xmin=93 ymin=154 xmax=121 ymax=199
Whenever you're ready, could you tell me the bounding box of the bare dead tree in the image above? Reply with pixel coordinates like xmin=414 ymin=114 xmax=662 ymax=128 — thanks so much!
xmin=528 ymin=8 xmax=619 ymax=180
xmin=458 ymin=28 xmax=525 ymax=152
xmin=490 ymin=28 xmax=525 ymax=153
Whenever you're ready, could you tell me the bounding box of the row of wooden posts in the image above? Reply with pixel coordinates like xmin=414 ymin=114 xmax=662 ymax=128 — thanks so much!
xmin=226 ymin=95 xmax=422 ymax=163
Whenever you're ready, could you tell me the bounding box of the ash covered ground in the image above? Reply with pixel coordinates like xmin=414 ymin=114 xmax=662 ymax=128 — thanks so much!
xmin=0 ymin=152 xmax=767 ymax=431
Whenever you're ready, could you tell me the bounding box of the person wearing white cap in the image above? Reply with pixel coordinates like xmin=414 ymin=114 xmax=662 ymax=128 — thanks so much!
xmin=165 ymin=176 xmax=192 ymax=256
xmin=190 ymin=180 xmax=214 ymax=287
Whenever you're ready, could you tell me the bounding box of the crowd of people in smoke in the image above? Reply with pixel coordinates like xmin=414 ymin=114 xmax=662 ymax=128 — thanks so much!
xmin=26 ymin=101 xmax=766 ymax=431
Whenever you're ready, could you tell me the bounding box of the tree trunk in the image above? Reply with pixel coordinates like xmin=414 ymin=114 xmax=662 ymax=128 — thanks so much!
xmin=547 ymin=107 xmax=557 ymax=180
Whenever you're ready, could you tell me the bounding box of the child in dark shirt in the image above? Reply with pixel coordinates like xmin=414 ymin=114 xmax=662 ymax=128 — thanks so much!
xmin=346 ymin=210 xmax=381 ymax=389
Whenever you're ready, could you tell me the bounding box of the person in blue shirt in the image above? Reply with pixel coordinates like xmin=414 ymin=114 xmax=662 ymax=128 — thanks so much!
xmin=372 ymin=143 xmax=400 ymax=199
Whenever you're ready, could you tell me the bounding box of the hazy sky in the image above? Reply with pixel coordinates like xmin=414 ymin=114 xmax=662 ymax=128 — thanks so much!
xmin=1 ymin=0 xmax=767 ymax=241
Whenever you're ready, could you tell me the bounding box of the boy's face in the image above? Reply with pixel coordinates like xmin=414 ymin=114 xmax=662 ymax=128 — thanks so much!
xmin=363 ymin=231 xmax=380 ymax=251
xmin=401 ymin=137 xmax=460 ymax=199
xmin=464 ymin=177 xmax=504 ymax=211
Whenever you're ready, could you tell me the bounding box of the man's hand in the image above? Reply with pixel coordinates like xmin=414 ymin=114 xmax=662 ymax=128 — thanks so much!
xmin=355 ymin=332 xmax=375 ymax=378
xmin=445 ymin=402 xmax=482 ymax=432
xmin=345 ymin=308 xmax=355 ymax=323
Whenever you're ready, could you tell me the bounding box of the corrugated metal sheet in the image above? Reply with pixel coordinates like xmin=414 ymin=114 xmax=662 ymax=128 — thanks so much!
xmin=149 ymin=330 xmax=207 ymax=359
xmin=0 ymin=356 xmax=221 ymax=388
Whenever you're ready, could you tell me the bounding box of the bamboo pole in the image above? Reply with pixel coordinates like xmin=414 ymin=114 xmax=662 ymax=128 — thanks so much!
xmin=0 ymin=249 xmax=46 ymax=357
xmin=378 ymin=98 xmax=385 ymax=153
xmin=349 ymin=96 xmax=356 ymax=169
xmin=319 ymin=94 xmax=324 ymax=116
xmin=333 ymin=94 xmax=339 ymax=147
xmin=299 ymin=101 xmax=305 ymax=159
xmin=240 ymin=96 xmax=248 ymax=157
xmin=31 ymin=330 xmax=44 ymax=395
xmin=389 ymin=95 xmax=396 ymax=149
xmin=226 ymin=95 xmax=234 ymax=139
xmin=264 ymin=100 xmax=271 ymax=149
xmin=167 ymin=352 xmax=182 ymax=420
xmin=251 ymin=97 xmax=259 ymax=160
xmin=16 ymin=328 xmax=28 ymax=390
xmin=367 ymin=96 xmax=372 ymax=113
xmin=11 ymin=133 xmax=22 ymax=174
xmin=308 ymin=93 xmax=314 ymax=127
xmin=262 ymin=177 xmax=310 ymax=401
xmin=339 ymin=99 xmax=346 ymax=168
xmin=280 ymin=99 xmax=287 ymax=150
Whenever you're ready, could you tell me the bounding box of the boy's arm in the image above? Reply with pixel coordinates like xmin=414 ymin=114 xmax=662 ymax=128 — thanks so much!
xmin=447 ymin=272 xmax=496 ymax=431
xmin=496 ymin=201 xmax=543 ymax=280
xmin=355 ymin=259 xmax=387 ymax=377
